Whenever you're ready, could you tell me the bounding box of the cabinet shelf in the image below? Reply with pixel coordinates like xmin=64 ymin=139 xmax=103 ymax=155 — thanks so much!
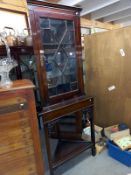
xmin=0 ymin=45 xmax=33 ymax=56
xmin=52 ymin=140 xmax=93 ymax=169
xmin=28 ymin=1 xmax=93 ymax=174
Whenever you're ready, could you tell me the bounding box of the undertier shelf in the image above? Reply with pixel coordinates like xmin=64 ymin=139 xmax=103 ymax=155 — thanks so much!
xmin=52 ymin=140 xmax=93 ymax=169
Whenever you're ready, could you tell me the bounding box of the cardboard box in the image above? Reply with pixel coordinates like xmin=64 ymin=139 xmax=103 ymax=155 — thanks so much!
xmin=82 ymin=125 xmax=103 ymax=142
xmin=96 ymin=143 xmax=105 ymax=154
xmin=104 ymin=125 xmax=130 ymax=140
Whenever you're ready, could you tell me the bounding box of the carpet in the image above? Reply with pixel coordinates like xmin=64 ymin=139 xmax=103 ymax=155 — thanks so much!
xmin=40 ymin=130 xmax=131 ymax=175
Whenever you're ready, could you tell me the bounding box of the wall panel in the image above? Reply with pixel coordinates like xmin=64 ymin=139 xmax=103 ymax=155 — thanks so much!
xmin=0 ymin=0 xmax=28 ymax=13
xmin=85 ymin=27 xmax=131 ymax=129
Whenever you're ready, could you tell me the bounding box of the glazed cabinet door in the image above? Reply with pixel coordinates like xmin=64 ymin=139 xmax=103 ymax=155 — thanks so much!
xmin=28 ymin=3 xmax=84 ymax=104
xmin=19 ymin=53 xmax=42 ymax=108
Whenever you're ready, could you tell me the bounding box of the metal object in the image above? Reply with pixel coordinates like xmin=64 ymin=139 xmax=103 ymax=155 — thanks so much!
xmin=23 ymin=28 xmax=33 ymax=46
xmin=4 ymin=27 xmax=17 ymax=46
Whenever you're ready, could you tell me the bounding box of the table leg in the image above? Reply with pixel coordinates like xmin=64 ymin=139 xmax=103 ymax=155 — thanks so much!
xmin=44 ymin=124 xmax=54 ymax=175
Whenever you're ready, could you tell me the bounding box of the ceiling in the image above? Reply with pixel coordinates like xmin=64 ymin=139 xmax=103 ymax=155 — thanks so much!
xmin=44 ymin=0 xmax=131 ymax=27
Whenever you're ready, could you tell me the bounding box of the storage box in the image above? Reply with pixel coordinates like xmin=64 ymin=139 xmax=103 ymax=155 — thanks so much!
xmin=107 ymin=140 xmax=131 ymax=167
xmin=82 ymin=125 xmax=102 ymax=142
xmin=96 ymin=142 xmax=106 ymax=154
xmin=104 ymin=125 xmax=130 ymax=140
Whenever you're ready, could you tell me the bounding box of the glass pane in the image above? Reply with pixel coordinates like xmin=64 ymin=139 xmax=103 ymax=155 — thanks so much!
xmin=19 ymin=55 xmax=41 ymax=105
xmin=9 ymin=68 xmax=17 ymax=81
xmin=40 ymin=17 xmax=78 ymax=97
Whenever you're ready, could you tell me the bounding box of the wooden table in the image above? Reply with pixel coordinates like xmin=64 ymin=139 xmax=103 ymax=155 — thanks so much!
xmin=41 ymin=95 xmax=96 ymax=175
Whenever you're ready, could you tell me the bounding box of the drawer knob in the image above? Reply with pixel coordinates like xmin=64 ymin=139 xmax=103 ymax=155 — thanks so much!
xmin=19 ymin=103 xmax=25 ymax=109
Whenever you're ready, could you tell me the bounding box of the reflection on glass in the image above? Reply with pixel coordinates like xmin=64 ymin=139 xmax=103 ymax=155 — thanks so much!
xmin=40 ymin=17 xmax=78 ymax=97
xmin=20 ymin=55 xmax=41 ymax=104
xmin=9 ymin=68 xmax=17 ymax=80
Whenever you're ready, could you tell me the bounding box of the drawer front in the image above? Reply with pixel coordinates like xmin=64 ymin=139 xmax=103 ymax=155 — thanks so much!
xmin=0 ymin=97 xmax=27 ymax=114
xmin=0 ymin=97 xmax=38 ymax=175
xmin=43 ymin=97 xmax=94 ymax=123
xmin=0 ymin=111 xmax=33 ymax=154
xmin=0 ymin=147 xmax=37 ymax=175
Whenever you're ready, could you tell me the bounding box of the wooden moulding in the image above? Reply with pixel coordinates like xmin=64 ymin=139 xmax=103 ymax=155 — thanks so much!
xmin=80 ymin=17 xmax=122 ymax=30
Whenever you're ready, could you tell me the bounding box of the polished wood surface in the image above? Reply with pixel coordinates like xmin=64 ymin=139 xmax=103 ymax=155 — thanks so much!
xmin=0 ymin=80 xmax=44 ymax=175
xmin=0 ymin=46 xmax=33 ymax=56
xmin=27 ymin=2 xmax=96 ymax=175
xmin=42 ymin=95 xmax=95 ymax=175
xmin=42 ymin=96 xmax=93 ymax=123
xmin=85 ymin=27 xmax=131 ymax=130
xmin=28 ymin=1 xmax=84 ymax=105
xmin=0 ymin=79 xmax=35 ymax=92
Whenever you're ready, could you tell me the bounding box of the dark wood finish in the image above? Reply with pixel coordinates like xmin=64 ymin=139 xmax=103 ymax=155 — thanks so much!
xmin=27 ymin=0 xmax=82 ymax=12
xmin=42 ymin=96 xmax=95 ymax=175
xmin=42 ymin=96 xmax=93 ymax=123
xmin=0 ymin=80 xmax=44 ymax=175
xmin=26 ymin=2 xmax=96 ymax=175
xmin=52 ymin=141 xmax=94 ymax=168
xmin=75 ymin=111 xmax=83 ymax=133
xmin=0 ymin=45 xmax=33 ymax=56
xmin=28 ymin=1 xmax=84 ymax=105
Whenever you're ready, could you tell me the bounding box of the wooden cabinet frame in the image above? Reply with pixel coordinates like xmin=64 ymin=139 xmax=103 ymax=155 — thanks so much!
xmin=27 ymin=0 xmax=84 ymax=105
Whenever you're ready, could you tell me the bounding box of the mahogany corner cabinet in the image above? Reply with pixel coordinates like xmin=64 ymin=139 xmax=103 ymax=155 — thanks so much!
xmin=27 ymin=1 xmax=96 ymax=175
xmin=27 ymin=0 xmax=84 ymax=105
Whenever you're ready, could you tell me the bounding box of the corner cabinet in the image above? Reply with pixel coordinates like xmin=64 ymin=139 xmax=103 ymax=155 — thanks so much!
xmin=27 ymin=1 xmax=84 ymax=105
xmin=27 ymin=2 xmax=95 ymax=175
xmin=0 ymin=80 xmax=44 ymax=175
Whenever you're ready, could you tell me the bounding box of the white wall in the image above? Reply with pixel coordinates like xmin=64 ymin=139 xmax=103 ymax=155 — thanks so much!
xmin=0 ymin=10 xmax=27 ymax=36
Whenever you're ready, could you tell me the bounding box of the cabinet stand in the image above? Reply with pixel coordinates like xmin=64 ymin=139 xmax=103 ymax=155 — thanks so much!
xmin=42 ymin=96 xmax=96 ymax=175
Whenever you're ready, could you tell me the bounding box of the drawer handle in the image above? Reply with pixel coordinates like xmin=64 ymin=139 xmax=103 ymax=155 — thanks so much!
xmin=19 ymin=103 xmax=25 ymax=109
